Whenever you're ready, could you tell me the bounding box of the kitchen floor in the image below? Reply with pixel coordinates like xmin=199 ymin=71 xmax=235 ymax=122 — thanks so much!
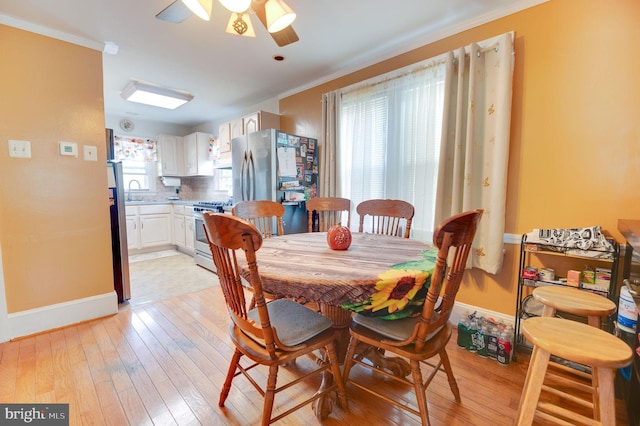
xmin=123 ymin=249 xmax=217 ymax=309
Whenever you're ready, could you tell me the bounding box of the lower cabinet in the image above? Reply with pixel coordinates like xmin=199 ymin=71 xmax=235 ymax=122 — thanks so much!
xmin=173 ymin=204 xmax=195 ymax=253
xmin=126 ymin=204 xmax=172 ymax=250
xmin=185 ymin=206 xmax=195 ymax=251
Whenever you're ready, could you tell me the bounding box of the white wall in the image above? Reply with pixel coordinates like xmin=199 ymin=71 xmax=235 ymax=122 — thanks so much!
xmin=105 ymin=115 xmax=193 ymax=139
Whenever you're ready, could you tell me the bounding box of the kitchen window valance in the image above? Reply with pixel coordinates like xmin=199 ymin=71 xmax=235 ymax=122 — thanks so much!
xmin=114 ymin=136 xmax=157 ymax=162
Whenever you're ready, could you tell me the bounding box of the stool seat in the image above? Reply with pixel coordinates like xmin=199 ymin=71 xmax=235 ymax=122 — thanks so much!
xmin=516 ymin=316 xmax=633 ymax=425
xmin=521 ymin=317 xmax=631 ymax=369
xmin=532 ymin=286 xmax=615 ymax=327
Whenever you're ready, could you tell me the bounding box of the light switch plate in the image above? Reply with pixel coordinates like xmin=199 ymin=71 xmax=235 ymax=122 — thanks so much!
xmin=83 ymin=145 xmax=98 ymax=161
xmin=59 ymin=141 xmax=78 ymax=157
xmin=8 ymin=140 xmax=31 ymax=158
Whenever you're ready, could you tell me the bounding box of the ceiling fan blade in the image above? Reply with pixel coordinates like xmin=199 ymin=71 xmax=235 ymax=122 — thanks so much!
xmin=156 ymin=1 xmax=193 ymax=23
xmin=252 ymin=0 xmax=299 ymax=47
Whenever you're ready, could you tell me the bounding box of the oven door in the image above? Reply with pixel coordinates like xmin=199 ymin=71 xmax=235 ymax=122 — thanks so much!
xmin=193 ymin=214 xmax=216 ymax=273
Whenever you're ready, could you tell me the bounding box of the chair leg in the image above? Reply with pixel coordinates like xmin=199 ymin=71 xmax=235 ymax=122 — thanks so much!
xmin=439 ymin=349 xmax=461 ymax=402
xmin=261 ymin=364 xmax=278 ymax=426
xmin=325 ymin=342 xmax=348 ymax=410
xmin=342 ymin=336 xmax=358 ymax=384
xmin=515 ymin=345 xmax=551 ymax=426
xmin=410 ymin=359 xmax=430 ymax=426
xmin=219 ymin=349 xmax=242 ymax=407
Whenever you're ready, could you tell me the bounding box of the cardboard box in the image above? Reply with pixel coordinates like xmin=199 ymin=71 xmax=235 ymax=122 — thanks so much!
xmin=567 ymin=270 xmax=580 ymax=287
xmin=590 ymin=268 xmax=612 ymax=292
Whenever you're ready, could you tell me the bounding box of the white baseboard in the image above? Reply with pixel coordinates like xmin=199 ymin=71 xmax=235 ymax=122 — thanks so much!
xmin=7 ymin=291 xmax=119 ymax=340
xmin=450 ymin=301 xmax=515 ymax=328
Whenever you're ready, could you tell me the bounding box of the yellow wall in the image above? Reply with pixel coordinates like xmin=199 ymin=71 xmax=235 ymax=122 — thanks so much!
xmin=0 ymin=25 xmax=114 ymax=313
xmin=279 ymin=0 xmax=640 ymax=315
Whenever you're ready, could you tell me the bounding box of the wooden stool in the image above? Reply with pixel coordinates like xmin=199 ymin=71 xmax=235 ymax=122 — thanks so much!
xmin=533 ymin=286 xmax=617 ymax=419
xmin=533 ymin=286 xmax=616 ymax=328
xmin=515 ymin=317 xmax=632 ymax=426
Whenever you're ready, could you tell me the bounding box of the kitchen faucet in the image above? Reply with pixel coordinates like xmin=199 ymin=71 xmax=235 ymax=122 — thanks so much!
xmin=127 ymin=179 xmax=141 ymax=201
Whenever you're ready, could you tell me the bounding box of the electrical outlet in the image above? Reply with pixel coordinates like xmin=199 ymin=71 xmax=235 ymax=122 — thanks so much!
xmin=84 ymin=145 xmax=98 ymax=161
xmin=8 ymin=140 xmax=31 ymax=158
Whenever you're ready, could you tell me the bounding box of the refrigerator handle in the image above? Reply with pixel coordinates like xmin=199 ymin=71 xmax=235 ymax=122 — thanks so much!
xmin=248 ymin=150 xmax=255 ymax=201
xmin=241 ymin=151 xmax=248 ymax=201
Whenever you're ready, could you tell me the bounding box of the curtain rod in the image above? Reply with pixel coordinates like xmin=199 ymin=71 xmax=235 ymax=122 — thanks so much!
xmin=340 ymin=39 xmax=504 ymax=97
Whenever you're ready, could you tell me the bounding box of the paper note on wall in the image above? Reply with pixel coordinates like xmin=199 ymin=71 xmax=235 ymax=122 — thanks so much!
xmin=277 ymin=147 xmax=297 ymax=177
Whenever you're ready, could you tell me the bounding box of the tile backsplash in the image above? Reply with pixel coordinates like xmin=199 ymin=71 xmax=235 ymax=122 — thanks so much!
xmin=152 ymin=174 xmax=231 ymax=202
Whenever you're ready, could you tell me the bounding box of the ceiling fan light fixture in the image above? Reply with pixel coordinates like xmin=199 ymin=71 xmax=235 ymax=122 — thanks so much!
xmin=265 ymin=0 xmax=296 ymax=33
xmin=225 ymin=13 xmax=256 ymax=37
xmin=219 ymin=0 xmax=251 ymax=13
xmin=181 ymin=0 xmax=213 ymax=21
xmin=121 ymin=81 xmax=194 ymax=110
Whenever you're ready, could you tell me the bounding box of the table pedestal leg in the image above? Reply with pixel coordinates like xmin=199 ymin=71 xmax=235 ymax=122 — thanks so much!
xmin=313 ymin=304 xmax=352 ymax=420
xmin=320 ymin=304 xmax=353 ymax=363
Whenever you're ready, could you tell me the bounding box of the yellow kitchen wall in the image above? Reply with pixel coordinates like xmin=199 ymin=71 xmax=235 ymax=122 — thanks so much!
xmin=279 ymin=0 xmax=640 ymax=315
xmin=0 ymin=25 xmax=114 ymax=314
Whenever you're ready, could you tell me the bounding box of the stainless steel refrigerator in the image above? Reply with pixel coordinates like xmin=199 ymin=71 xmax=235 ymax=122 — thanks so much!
xmin=232 ymin=128 xmax=318 ymax=234
xmin=106 ymin=128 xmax=131 ymax=302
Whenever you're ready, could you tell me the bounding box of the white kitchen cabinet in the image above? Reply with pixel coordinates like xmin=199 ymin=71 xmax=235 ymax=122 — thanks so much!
xmin=173 ymin=212 xmax=186 ymax=247
xmin=172 ymin=204 xmax=194 ymax=253
xmin=231 ymin=118 xmax=243 ymax=139
xmin=216 ymin=112 xmax=280 ymax=168
xmin=126 ymin=204 xmax=172 ymax=250
xmin=185 ymin=206 xmax=195 ymax=251
xmin=218 ymin=123 xmax=231 ymax=154
xmin=156 ymin=134 xmax=183 ymax=176
xmin=183 ymin=132 xmax=214 ymax=176
xmin=242 ymin=111 xmax=280 ymax=135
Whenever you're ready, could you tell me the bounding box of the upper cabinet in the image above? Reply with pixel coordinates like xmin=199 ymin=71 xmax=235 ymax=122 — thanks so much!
xmin=183 ymin=131 xmax=214 ymax=176
xmin=215 ymin=111 xmax=280 ymax=168
xmin=242 ymin=111 xmax=279 ymax=135
xmin=156 ymin=134 xmax=183 ymax=177
xmin=218 ymin=122 xmax=231 ymax=155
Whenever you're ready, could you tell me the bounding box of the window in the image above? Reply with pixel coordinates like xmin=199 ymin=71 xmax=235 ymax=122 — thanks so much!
xmin=114 ymin=135 xmax=158 ymax=194
xmin=339 ymin=60 xmax=446 ymax=242
xmin=122 ymin=160 xmax=156 ymax=192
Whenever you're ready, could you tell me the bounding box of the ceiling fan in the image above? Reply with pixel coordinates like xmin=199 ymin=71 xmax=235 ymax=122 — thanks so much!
xmin=156 ymin=0 xmax=299 ymax=47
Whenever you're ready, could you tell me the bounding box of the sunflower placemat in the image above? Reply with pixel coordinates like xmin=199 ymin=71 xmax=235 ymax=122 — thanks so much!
xmin=340 ymin=249 xmax=438 ymax=320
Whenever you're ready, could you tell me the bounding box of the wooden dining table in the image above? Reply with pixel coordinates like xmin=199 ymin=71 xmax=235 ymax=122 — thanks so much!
xmin=236 ymin=231 xmax=434 ymax=360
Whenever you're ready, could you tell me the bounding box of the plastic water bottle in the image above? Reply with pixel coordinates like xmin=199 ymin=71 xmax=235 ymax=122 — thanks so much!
xmin=457 ymin=318 xmax=471 ymax=349
xmin=475 ymin=322 xmax=489 ymax=358
xmin=497 ymin=328 xmax=513 ymax=366
xmin=487 ymin=326 xmax=499 ymax=360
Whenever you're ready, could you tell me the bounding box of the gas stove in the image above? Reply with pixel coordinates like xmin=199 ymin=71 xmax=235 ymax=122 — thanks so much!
xmin=193 ymin=200 xmax=233 ymax=214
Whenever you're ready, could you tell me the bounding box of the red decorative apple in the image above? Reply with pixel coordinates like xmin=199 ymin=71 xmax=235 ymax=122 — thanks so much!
xmin=327 ymin=225 xmax=352 ymax=250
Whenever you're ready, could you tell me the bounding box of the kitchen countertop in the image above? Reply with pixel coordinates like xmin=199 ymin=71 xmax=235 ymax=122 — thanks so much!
xmin=125 ymin=199 xmax=197 ymax=206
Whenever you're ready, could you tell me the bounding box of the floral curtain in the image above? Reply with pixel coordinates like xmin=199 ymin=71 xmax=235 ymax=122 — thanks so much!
xmin=435 ymin=32 xmax=514 ymax=274
xmin=319 ymin=92 xmax=342 ymax=197
xmin=114 ymin=136 xmax=157 ymax=162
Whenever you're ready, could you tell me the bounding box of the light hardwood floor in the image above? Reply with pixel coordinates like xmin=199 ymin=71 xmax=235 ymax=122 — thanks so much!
xmin=0 ymin=253 xmax=630 ymax=425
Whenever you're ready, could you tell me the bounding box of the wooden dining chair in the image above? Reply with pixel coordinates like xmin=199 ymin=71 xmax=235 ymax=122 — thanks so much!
xmin=232 ymin=200 xmax=284 ymax=238
xmin=342 ymin=209 xmax=483 ymax=426
xmin=306 ymin=197 xmax=351 ymax=232
xmin=202 ymin=212 xmax=348 ymax=425
xmin=356 ymin=199 xmax=415 ymax=238
xmin=232 ymin=200 xmax=285 ymax=307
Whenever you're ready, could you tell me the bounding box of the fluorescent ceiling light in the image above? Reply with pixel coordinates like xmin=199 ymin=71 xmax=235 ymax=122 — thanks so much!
xmin=181 ymin=0 xmax=213 ymax=21
xmin=121 ymin=81 xmax=194 ymax=110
